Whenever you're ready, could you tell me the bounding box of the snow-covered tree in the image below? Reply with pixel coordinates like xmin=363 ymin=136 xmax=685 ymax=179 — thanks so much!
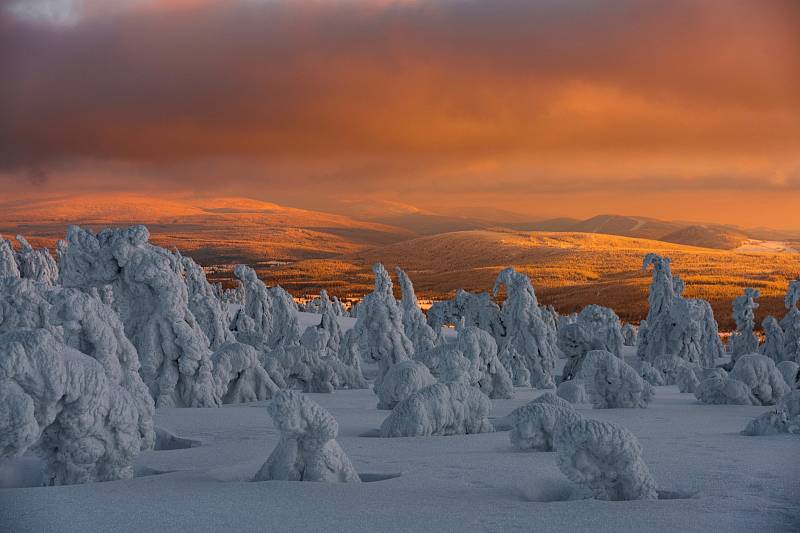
xmin=379 ymin=381 xmax=493 ymax=437
xmin=231 ymin=264 xmax=274 ymax=350
xmin=182 ymin=255 xmax=234 ymax=350
xmin=578 ymin=350 xmax=654 ymax=408
xmin=493 ymin=268 xmax=558 ymax=388
xmin=742 ymin=390 xmax=800 ymax=436
xmin=621 ymin=323 xmax=638 ymax=347
xmin=509 ymin=403 xmax=581 ymax=452
xmin=637 ymin=254 xmax=723 ymax=368
xmin=0 ymin=329 xmax=148 ymax=485
xmin=210 ymin=342 xmax=279 ymax=403
xmin=60 ymin=225 xmax=217 ymax=407
xmin=676 ymin=365 xmax=701 ymax=393
xmin=396 ymin=267 xmax=438 ymax=353
xmin=558 ymin=304 xmax=624 ymax=382
xmin=0 ymin=236 xmax=20 ymax=278
xmin=12 ymin=235 xmax=58 ymax=284
xmin=729 ymin=288 xmax=760 ymax=362
xmin=554 ymin=418 xmax=658 ymax=501
xmin=427 ymin=289 xmax=505 ymax=341
xmin=695 ymin=355 xmax=788 ymax=406
xmin=776 ymin=361 xmax=799 ymax=389
xmin=639 ymin=362 xmax=666 ymax=386
xmin=780 ymin=279 xmax=800 ymax=362
xmin=375 ymin=360 xmax=436 ymax=410
xmin=253 ymin=391 xmax=360 ymax=483
xmin=760 ymin=316 xmax=786 ymax=362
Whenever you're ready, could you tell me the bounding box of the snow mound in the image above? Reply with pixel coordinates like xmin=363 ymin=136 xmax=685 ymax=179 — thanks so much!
xmin=380 ymin=382 xmax=493 ymax=437
xmin=254 ymin=391 xmax=360 ymax=483
xmin=554 ymin=417 xmax=658 ymax=501
xmin=727 ymin=354 xmax=789 ymax=405
xmin=742 ymin=390 xmax=800 ymax=436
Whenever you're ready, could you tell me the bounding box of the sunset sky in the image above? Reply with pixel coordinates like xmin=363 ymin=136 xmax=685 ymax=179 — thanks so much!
xmin=1 ymin=0 xmax=798 ymax=228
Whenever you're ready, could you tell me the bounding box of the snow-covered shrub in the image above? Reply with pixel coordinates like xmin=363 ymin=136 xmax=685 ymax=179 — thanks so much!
xmin=427 ymin=289 xmax=505 ymax=341
xmin=0 ymin=329 xmax=146 ymax=485
xmin=558 ymin=305 xmax=624 ymax=382
xmin=780 ymin=280 xmax=800 ymax=362
xmin=211 ymin=342 xmax=279 ymax=404
xmin=182 ymin=255 xmax=234 ymax=350
xmin=557 ymin=380 xmax=589 ymax=404
xmin=621 ymin=323 xmax=638 ymax=347
xmin=376 ymin=360 xmax=436 ymax=410
xmin=676 ymin=365 xmax=701 ymax=393
xmin=637 ymin=254 xmax=723 ymax=368
xmin=379 ymin=381 xmax=493 ymax=437
xmin=60 ymin=225 xmax=217 ymax=407
xmin=396 ymin=267 xmax=438 ymax=353
xmin=728 ymin=354 xmax=789 ymax=405
xmin=729 ymin=288 xmax=760 ymax=362
xmin=742 ymin=390 xmax=800 ymax=436
xmin=12 ymin=235 xmax=59 ymax=284
xmin=554 ymin=417 xmax=658 ymax=501
xmin=579 ymin=350 xmax=654 ymax=408
xmin=493 ymin=268 xmax=558 ymax=388
xmin=509 ymin=403 xmax=581 ymax=452
xmin=0 ymin=236 xmax=20 ymax=278
xmin=776 ymin=361 xmax=799 ymax=389
xmin=760 ymin=316 xmax=786 ymax=362
xmin=695 ymin=373 xmax=754 ymax=405
xmin=457 ymin=326 xmax=514 ymax=399
xmin=639 ymin=362 xmax=666 ymax=386
xmin=253 ymin=390 xmax=360 ymax=483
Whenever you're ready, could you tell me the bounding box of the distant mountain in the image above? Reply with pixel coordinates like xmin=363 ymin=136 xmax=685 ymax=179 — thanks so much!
xmin=660 ymin=225 xmax=748 ymax=250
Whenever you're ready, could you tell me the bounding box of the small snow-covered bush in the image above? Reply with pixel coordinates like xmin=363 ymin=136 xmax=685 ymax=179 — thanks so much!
xmin=557 ymin=381 xmax=589 ymax=404
xmin=376 ymin=360 xmax=435 ymax=410
xmin=509 ymin=403 xmax=581 ymax=451
xmin=379 ymin=382 xmax=493 ymax=437
xmin=579 ymin=350 xmax=654 ymax=409
xmin=742 ymin=391 xmax=800 ymax=436
xmin=728 ymin=354 xmax=789 ymax=405
xmin=254 ymin=391 xmax=360 ymax=483
xmin=776 ymin=361 xmax=799 ymax=389
xmin=211 ymin=342 xmax=279 ymax=404
xmin=554 ymin=418 xmax=658 ymax=501
xmin=0 ymin=329 xmax=146 ymax=485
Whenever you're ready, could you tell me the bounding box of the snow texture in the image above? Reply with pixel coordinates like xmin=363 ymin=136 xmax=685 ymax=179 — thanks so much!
xmin=554 ymin=417 xmax=658 ymax=501
xmin=637 ymin=254 xmax=723 ymax=368
xmin=729 ymin=288 xmax=760 ymax=362
xmin=60 ymin=225 xmax=217 ymax=408
xmin=395 ymin=267 xmax=438 ymax=353
xmin=742 ymin=390 xmax=800 ymax=436
xmin=0 ymin=329 xmax=146 ymax=485
xmin=253 ymin=390 xmax=360 ymax=483
xmin=557 ymin=380 xmax=590 ymax=404
xmin=211 ymin=342 xmax=279 ymax=404
xmin=493 ymin=268 xmax=558 ymax=388
xmin=509 ymin=403 xmax=581 ymax=452
xmin=379 ymin=381 xmax=493 ymax=437
xmin=579 ymin=350 xmax=654 ymax=408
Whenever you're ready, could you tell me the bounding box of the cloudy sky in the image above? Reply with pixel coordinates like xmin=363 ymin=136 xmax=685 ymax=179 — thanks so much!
xmin=1 ymin=0 xmax=798 ymax=227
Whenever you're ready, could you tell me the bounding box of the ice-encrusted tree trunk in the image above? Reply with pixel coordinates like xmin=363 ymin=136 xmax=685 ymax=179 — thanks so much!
xmin=729 ymin=288 xmax=760 ymax=362
xmin=760 ymin=316 xmax=786 ymax=362
xmin=0 ymin=236 xmax=21 ymax=278
xmin=253 ymin=390 xmax=360 ymax=483
xmin=780 ymin=279 xmax=800 ymax=363
xmin=637 ymin=254 xmax=723 ymax=368
xmin=182 ymin=256 xmax=234 ymax=350
xmin=12 ymin=235 xmax=59 ymax=284
xmin=396 ymin=267 xmax=438 ymax=353
xmin=493 ymin=268 xmax=558 ymax=388
xmin=0 ymin=329 xmax=147 ymax=485
xmin=60 ymin=225 xmax=217 ymax=408
xmin=554 ymin=418 xmax=658 ymax=501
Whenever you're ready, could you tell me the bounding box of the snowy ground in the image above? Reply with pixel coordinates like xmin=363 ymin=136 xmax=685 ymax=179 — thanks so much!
xmin=1 ymin=378 xmax=798 ymax=532
xmin=734 ymin=239 xmax=798 ymax=254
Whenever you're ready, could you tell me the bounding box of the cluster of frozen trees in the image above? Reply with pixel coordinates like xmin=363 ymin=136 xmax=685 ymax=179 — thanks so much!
xmin=757 ymin=279 xmax=800 ymax=364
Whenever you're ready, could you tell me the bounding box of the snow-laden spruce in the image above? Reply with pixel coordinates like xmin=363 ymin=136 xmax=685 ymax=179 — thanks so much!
xmin=780 ymin=279 xmax=800 ymax=362
xmin=729 ymin=288 xmax=760 ymax=363
xmin=379 ymin=381 xmax=493 ymax=437
xmin=0 ymin=329 xmax=147 ymax=485
xmin=231 ymin=264 xmax=276 ymax=350
xmin=427 ymin=289 xmax=506 ymax=341
xmin=60 ymin=225 xmax=217 ymax=407
xmin=637 ymin=254 xmax=723 ymax=368
xmin=253 ymin=390 xmax=360 ymax=483
xmin=493 ymin=268 xmax=558 ymax=388
xmin=741 ymin=390 xmax=800 ymax=436
xmin=695 ymin=355 xmax=788 ymax=406
xmin=760 ymin=316 xmax=786 ymax=362
xmin=11 ymin=235 xmax=59 ymax=284
xmin=0 ymin=235 xmax=21 ymax=278
xmin=558 ymin=304 xmax=624 ymax=382
xmin=578 ymin=350 xmax=654 ymax=408
xmin=554 ymin=417 xmax=658 ymax=501
xmin=396 ymin=267 xmax=439 ymax=353
xmin=316 ymin=290 xmax=367 ymax=389
xmin=557 ymin=380 xmax=590 ymax=404
xmin=211 ymin=342 xmax=279 ymax=403
xmin=776 ymin=361 xmax=799 ymax=389
xmin=621 ymin=323 xmax=638 ymax=346
xmin=182 ymin=255 xmax=234 ymax=350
